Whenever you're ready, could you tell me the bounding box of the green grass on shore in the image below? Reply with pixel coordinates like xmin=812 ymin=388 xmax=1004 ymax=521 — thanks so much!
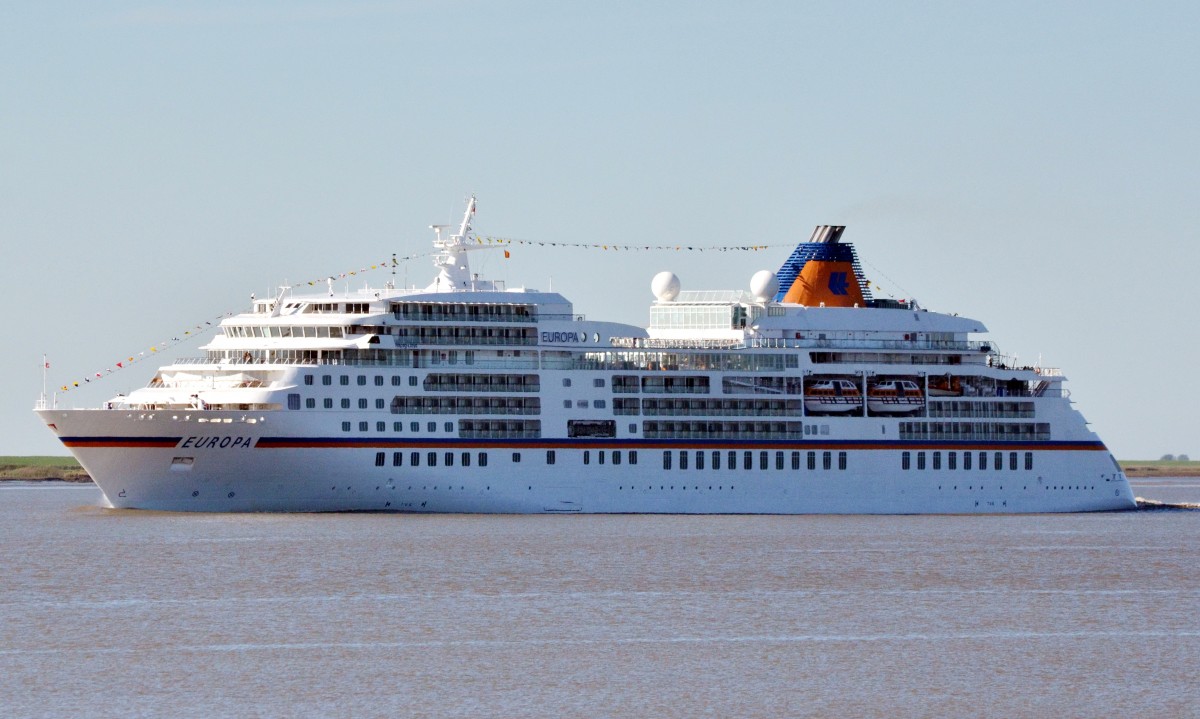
xmin=0 ymin=456 xmax=82 ymax=468
xmin=1119 ymin=460 xmax=1199 ymax=468
xmin=0 ymin=456 xmax=88 ymax=481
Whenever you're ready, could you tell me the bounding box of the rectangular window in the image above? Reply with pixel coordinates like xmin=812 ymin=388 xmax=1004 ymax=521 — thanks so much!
xmin=775 ymin=451 xmax=784 ymax=471
xmin=823 ymin=451 xmax=832 ymax=470
xmin=547 ymin=450 xmax=556 ymax=465
xmin=428 ymin=422 xmax=436 ymax=433
xmin=445 ymin=452 xmax=453 ymax=467
xmin=948 ymin=451 xmax=957 ymax=470
xmin=359 ymin=398 xmax=368 ymax=409
xmin=358 ymin=421 xmax=368 ymax=432
xmin=629 ymin=451 xmax=637 ymax=465
xmin=394 ymin=422 xmax=402 ymax=432
xmin=342 ymin=421 xmax=351 ymax=432
xmin=376 ymin=421 xmax=385 ymax=432
xmin=1009 ymin=452 xmax=1018 ymax=471
xmin=979 ymin=451 xmax=987 ymax=470
xmin=744 ymin=451 xmax=753 ymax=470
xmin=341 ymin=399 xmax=351 ymax=409
xmin=428 ymin=452 xmax=437 ymax=467
xmin=917 ymin=452 xmax=926 ymax=470
xmin=287 ymin=393 xmax=300 ymax=410
xmin=663 ymin=451 xmax=672 ymax=470
xmin=376 ymin=399 xmax=385 ymax=410
xmin=445 ymin=422 xmax=453 ymax=432
xmin=838 ymin=451 xmax=847 ymax=470
xmin=995 ymin=452 xmax=1003 ymax=471
xmin=324 ymin=398 xmax=333 ymax=409
xmin=392 ymin=376 xmax=402 ymax=386
xmin=792 ymin=451 xmax=801 ymax=471
xmin=479 ymin=453 xmax=487 ymax=467
xmin=593 ymin=378 xmax=605 ymax=388
xmin=808 ymin=451 xmax=816 ymax=470
xmin=375 ymin=452 xmax=385 ymax=467
xmin=410 ymin=422 xmax=419 ymax=433
xmin=695 ymin=451 xmax=704 ymax=470
xmin=712 ymin=451 xmax=721 ymax=470
xmin=760 ymin=451 xmax=769 ymax=471
xmin=613 ymin=451 xmax=621 ymax=466
xmin=375 ymin=376 xmax=384 ymax=386
xmin=322 ymin=375 xmax=332 ymax=386
xmin=462 ymin=452 xmax=471 ymax=467
xmin=902 ymin=451 xmax=911 ymax=470
xmin=357 ymin=376 xmax=367 ymax=386
xmin=304 ymin=375 xmax=314 ymax=385
xmin=598 ymin=451 xmax=605 ymax=465
xmin=393 ymin=452 xmax=402 ymax=467
xmin=340 ymin=375 xmax=349 ymax=386
xmin=512 ymin=452 xmax=521 ymax=463
xmin=680 ymin=451 xmax=689 ymax=470
xmin=1025 ymin=452 xmax=1033 ymax=471
xmin=411 ymin=451 xmax=420 ymax=466
xmin=932 ymin=451 xmax=941 ymax=470
xmin=729 ymin=451 xmax=737 ymax=470
xmin=964 ymin=451 xmax=972 ymax=470
xmin=305 ymin=398 xmax=315 ymax=409
xmin=409 ymin=376 xmax=418 ymax=387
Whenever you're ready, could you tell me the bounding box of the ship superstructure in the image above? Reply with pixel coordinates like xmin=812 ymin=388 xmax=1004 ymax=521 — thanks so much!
xmin=36 ymin=199 xmax=1135 ymax=512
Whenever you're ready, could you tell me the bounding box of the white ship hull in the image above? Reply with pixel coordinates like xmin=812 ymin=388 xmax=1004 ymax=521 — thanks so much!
xmin=38 ymin=408 xmax=1136 ymax=513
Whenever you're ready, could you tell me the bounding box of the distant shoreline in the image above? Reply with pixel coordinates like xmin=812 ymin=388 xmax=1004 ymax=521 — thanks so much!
xmin=2 ymin=456 xmax=1198 ymax=482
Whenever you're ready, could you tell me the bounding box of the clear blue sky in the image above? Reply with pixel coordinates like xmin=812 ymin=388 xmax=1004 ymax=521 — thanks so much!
xmin=4 ymin=1 xmax=1198 ymax=459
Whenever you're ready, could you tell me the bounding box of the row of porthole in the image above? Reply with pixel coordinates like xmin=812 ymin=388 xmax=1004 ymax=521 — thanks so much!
xmin=619 ymin=485 xmax=735 ymax=491
xmin=938 ymin=484 xmax=1096 ymax=492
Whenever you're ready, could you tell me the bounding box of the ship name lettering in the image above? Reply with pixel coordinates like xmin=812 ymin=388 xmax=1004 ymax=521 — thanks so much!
xmin=179 ymin=436 xmax=255 ymax=449
xmin=540 ymin=331 xmax=583 ymax=344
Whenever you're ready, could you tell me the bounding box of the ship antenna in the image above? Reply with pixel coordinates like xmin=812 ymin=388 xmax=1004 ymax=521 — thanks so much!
xmin=426 ymin=195 xmax=482 ymax=292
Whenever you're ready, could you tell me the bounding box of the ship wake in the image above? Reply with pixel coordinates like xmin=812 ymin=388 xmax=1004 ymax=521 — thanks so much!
xmin=1135 ymin=497 xmax=1200 ymax=511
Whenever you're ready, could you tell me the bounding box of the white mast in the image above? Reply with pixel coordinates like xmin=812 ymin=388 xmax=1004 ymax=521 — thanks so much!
xmin=425 ymin=195 xmax=484 ymax=292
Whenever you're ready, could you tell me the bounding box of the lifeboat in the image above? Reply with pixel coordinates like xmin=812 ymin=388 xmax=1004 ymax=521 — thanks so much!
xmin=867 ymin=380 xmax=925 ymax=414
xmin=804 ymin=379 xmax=862 ymax=415
xmin=927 ymin=375 xmax=963 ymax=397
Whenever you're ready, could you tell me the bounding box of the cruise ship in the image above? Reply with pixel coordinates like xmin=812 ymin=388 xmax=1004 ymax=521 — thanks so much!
xmin=36 ymin=198 xmax=1136 ymax=512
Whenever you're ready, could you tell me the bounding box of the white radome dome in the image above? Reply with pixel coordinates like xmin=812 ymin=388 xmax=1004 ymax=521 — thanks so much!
xmin=749 ymin=270 xmax=779 ymax=302
xmin=651 ymin=271 xmax=681 ymax=301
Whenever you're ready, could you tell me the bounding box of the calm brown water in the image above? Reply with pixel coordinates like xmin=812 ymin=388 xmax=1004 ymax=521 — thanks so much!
xmin=2 ymin=480 xmax=1198 ymax=718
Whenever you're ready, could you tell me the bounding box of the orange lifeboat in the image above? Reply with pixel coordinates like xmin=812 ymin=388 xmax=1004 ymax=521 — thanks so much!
xmin=804 ymin=379 xmax=862 ymax=415
xmin=867 ymin=380 xmax=925 ymax=415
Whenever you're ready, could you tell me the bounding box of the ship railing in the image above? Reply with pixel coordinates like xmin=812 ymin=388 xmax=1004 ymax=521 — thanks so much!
xmin=456 ymin=430 xmax=543 ymax=439
xmin=390 ymin=311 xmax=585 ymax=324
xmin=610 ymin=337 xmax=746 ymax=350
xmin=609 ymin=337 xmax=992 ymax=352
xmin=752 ymin=337 xmax=991 ymax=351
